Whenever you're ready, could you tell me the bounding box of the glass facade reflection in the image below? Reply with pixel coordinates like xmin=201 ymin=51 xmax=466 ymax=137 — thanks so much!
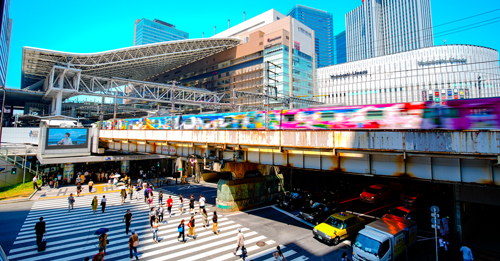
xmin=287 ymin=5 xmax=334 ymax=68
xmin=335 ymin=31 xmax=346 ymax=64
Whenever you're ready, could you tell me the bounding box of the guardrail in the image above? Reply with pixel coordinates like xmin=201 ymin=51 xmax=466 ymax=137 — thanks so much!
xmin=0 ymin=151 xmax=41 ymax=180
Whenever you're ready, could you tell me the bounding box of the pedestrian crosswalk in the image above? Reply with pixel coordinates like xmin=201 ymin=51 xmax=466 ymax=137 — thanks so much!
xmin=7 ymin=188 xmax=308 ymax=261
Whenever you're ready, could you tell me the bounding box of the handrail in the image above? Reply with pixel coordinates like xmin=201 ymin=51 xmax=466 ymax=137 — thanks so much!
xmin=0 ymin=152 xmax=40 ymax=179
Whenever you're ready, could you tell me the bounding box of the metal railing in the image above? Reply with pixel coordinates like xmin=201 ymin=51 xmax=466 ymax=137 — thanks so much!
xmin=0 ymin=149 xmax=41 ymax=182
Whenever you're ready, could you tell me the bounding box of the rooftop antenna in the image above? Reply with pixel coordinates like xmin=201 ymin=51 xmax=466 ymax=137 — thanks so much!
xmin=443 ymin=39 xmax=447 ymax=45
xmin=228 ymin=19 xmax=230 ymax=29
xmin=214 ymin=26 xmax=216 ymax=35
xmin=243 ymin=12 xmax=246 ymax=21
xmin=202 ymin=32 xmax=204 ymax=38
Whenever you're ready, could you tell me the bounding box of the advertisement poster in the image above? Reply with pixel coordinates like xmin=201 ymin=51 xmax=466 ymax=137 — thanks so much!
xmin=63 ymin=163 xmax=74 ymax=183
xmin=45 ymin=128 xmax=89 ymax=150
xmin=121 ymin=160 xmax=130 ymax=174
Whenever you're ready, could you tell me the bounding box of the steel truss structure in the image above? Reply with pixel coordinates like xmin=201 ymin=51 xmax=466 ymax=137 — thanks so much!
xmin=22 ymin=38 xmax=240 ymax=88
xmin=234 ymin=91 xmax=324 ymax=109
xmin=44 ymin=66 xmax=233 ymax=109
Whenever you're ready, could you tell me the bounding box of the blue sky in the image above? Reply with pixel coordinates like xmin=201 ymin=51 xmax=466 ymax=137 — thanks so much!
xmin=6 ymin=0 xmax=500 ymax=89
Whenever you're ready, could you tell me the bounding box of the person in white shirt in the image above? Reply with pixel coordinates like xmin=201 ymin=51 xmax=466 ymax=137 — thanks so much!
xmin=199 ymin=194 xmax=206 ymax=214
xmin=57 ymin=133 xmax=73 ymax=145
xmin=32 ymin=176 xmax=38 ymax=190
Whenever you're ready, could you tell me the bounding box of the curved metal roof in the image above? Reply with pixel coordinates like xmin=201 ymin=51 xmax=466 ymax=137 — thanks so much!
xmin=21 ymin=38 xmax=241 ymax=88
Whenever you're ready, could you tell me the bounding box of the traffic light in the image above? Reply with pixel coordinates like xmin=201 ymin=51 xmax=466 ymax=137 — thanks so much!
xmin=157 ymin=162 xmax=160 ymax=167
xmin=11 ymin=168 xmax=17 ymax=174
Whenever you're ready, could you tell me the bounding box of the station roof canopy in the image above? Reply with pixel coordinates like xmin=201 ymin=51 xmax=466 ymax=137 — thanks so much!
xmin=21 ymin=38 xmax=241 ymax=88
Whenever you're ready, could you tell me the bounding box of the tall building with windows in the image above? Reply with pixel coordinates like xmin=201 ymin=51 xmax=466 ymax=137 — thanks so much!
xmin=335 ymin=31 xmax=346 ymax=64
xmin=345 ymin=0 xmax=433 ymax=62
xmin=287 ymin=5 xmax=334 ymax=68
xmin=133 ymin=18 xmax=189 ymax=46
xmin=0 ymin=0 xmax=12 ymax=87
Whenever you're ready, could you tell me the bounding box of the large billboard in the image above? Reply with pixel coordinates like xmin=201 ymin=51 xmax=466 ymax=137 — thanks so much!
xmin=45 ymin=128 xmax=89 ymax=150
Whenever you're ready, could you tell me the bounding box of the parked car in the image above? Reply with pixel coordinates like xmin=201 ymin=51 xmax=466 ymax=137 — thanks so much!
xmin=277 ymin=191 xmax=310 ymax=210
xmin=360 ymin=184 xmax=391 ymax=204
xmin=384 ymin=206 xmax=417 ymax=220
xmin=299 ymin=201 xmax=346 ymax=225
xmin=313 ymin=212 xmax=366 ymax=245
xmin=400 ymin=189 xmax=423 ymax=206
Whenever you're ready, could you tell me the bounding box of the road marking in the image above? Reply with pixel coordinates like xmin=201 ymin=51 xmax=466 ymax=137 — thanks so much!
xmin=341 ymin=197 xmax=360 ymax=203
xmin=225 ymin=205 xmax=275 ymax=217
xmin=349 ymin=201 xmax=399 ymax=219
xmin=246 ymin=244 xmax=286 ymax=260
xmin=272 ymin=206 xmax=315 ymax=228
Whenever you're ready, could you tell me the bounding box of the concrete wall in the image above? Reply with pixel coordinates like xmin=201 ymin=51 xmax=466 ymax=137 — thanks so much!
xmin=0 ymin=158 xmax=34 ymax=187
xmin=216 ymin=175 xmax=280 ymax=212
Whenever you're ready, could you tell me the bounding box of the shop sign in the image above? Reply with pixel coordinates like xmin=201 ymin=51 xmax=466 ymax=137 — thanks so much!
xmin=331 ymin=70 xmax=368 ymax=79
xmin=267 ymin=36 xmax=281 ymax=42
xmin=264 ymin=42 xmax=282 ymax=49
xmin=294 ymin=41 xmax=300 ymax=51
xmin=418 ymin=58 xmax=467 ymax=67
xmin=29 ymin=130 xmax=39 ymax=138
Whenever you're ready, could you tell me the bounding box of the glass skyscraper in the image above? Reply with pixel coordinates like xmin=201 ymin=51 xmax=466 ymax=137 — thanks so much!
xmin=345 ymin=0 xmax=433 ymax=62
xmin=335 ymin=31 xmax=346 ymax=64
xmin=133 ymin=18 xmax=189 ymax=46
xmin=0 ymin=0 xmax=12 ymax=87
xmin=287 ymin=5 xmax=334 ymax=68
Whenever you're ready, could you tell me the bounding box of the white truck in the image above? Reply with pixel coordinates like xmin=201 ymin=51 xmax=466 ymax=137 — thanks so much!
xmin=352 ymin=216 xmax=417 ymax=261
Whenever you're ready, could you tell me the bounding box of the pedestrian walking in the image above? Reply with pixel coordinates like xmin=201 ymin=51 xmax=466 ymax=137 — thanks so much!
xmin=121 ymin=189 xmax=127 ymax=205
xmin=439 ymin=237 xmax=449 ymax=260
xmin=167 ymin=196 xmax=173 ymax=217
xmin=157 ymin=204 xmax=164 ymax=223
xmin=273 ymin=246 xmax=287 ymax=261
xmin=77 ymin=182 xmax=82 ymax=197
xmin=212 ymin=211 xmax=219 ymax=235
xmin=129 ymin=229 xmax=139 ymax=260
xmin=148 ymin=196 xmax=154 ymax=208
xmin=135 ymin=184 xmax=140 ymax=200
xmin=76 ymin=175 xmax=81 ymax=185
xmin=88 ymin=180 xmax=94 ymax=193
xmin=149 ymin=207 xmax=157 ymax=228
xmin=178 ymin=194 xmax=184 ymax=215
xmin=340 ymin=252 xmax=348 ymax=261
xmin=34 ymin=217 xmax=45 ymax=245
xmin=122 ymin=209 xmax=133 ymax=234
xmin=92 ymin=196 xmax=98 ymax=214
xmin=189 ymin=195 xmax=195 ymax=214
xmin=177 ymin=219 xmax=185 ymax=243
xmin=68 ymin=193 xmax=75 ymax=211
xmin=187 ymin=215 xmax=196 ymax=239
xmin=202 ymin=208 xmax=208 ymax=229
xmin=54 ymin=177 xmax=59 ymax=189
xmin=92 ymin=247 xmax=105 ymax=261
xmin=159 ymin=190 xmax=163 ymax=205
xmin=460 ymin=244 xmax=474 ymax=261
xmin=33 ymin=176 xmax=39 ymax=190
xmin=144 ymin=186 xmax=149 ymax=203
xmin=101 ymin=195 xmax=107 ymax=213
xmin=152 ymin=218 xmax=160 ymax=243
xmin=233 ymin=228 xmax=245 ymax=256
xmin=129 ymin=185 xmax=133 ymax=200
xmin=199 ymin=194 xmax=206 ymax=214
xmin=98 ymin=233 xmax=108 ymax=254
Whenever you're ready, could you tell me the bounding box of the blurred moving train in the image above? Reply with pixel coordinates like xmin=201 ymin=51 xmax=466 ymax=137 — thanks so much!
xmin=101 ymin=98 xmax=500 ymax=130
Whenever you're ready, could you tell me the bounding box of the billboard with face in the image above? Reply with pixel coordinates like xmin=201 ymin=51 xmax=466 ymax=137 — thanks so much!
xmin=45 ymin=128 xmax=89 ymax=150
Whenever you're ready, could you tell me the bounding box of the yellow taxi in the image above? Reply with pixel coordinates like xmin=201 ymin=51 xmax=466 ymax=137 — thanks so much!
xmin=312 ymin=212 xmax=366 ymax=245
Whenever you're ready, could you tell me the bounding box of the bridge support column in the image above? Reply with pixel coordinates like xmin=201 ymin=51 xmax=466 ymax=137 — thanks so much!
xmin=51 ymin=91 xmax=63 ymax=115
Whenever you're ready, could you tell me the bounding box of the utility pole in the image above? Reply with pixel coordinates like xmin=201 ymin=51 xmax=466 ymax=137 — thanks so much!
xmin=0 ymin=87 xmax=5 ymax=148
xmin=431 ymin=206 xmax=440 ymax=261
xmin=264 ymin=61 xmax=280 ymax=129
xmin=171 ymin=81 xmax=176 ymax=130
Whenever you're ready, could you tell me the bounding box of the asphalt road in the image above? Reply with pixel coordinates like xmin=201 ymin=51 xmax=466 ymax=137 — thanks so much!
xmin=0 ymin=200 xmax=34 ymax=254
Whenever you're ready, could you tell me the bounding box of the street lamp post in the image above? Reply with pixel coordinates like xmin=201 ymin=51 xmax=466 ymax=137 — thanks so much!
xmin=0 ymin=87 xmax=5 ymax=148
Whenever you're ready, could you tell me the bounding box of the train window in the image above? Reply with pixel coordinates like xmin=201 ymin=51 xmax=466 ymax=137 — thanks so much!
xmin=203 ymin=119 xmax=210 ymax=124
xmin=284 ymin=114 xmax=295 ymax=122
xmin=367 ymin=110 xmax=383 ymax=119
xmin=423 ymin=108 xmax=436 ymax=118
xmin=321 ymin=112 xmax=335 ymax=121
xmin=224 ymin=117 xmax=232 ymax=123
xmin=185 ymin=119 xmax=192 ymax=124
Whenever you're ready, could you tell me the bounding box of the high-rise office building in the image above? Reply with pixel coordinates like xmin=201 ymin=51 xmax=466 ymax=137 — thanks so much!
xmin=133 ymin=18 xmax=189 ymax=46
xmin=335 ymin=31 xmax=346 ymax=64
xmin=345 ymin=0 xmax=433 ymax=62
xmin=0 ymin=0 xmax=12 ymax=87
xmin=287 ymin=5 xmax=334 ymax=68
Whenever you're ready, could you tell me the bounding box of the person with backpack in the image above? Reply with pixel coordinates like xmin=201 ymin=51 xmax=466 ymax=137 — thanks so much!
xmin=212 ymin=211 xmax=219 ymax=235
xmin=129 ymin=229 xmax=139 ymax=260
xmin=167 ymin=195 xmax=173 ymax=217
xmin=187 ymin=215 xmax=196 ymax=239
xmin=101 ymin=195 xmax=107 ymax=213
xmin=92 ymin=248 xmax=105 ymax=261
xmin=177 ymin=219 xmax=185 ymax=243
